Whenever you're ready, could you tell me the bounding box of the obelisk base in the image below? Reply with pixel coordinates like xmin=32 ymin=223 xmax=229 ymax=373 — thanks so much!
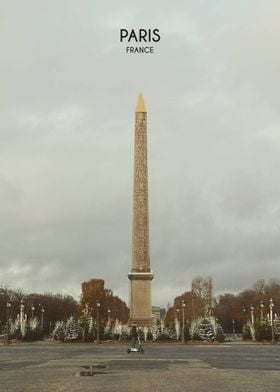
xmin=128 ymin=272 xmax=154 ymax=328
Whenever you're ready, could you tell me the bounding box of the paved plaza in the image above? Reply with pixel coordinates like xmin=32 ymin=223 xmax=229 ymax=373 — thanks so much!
xmin=0 ymin=341 xmax=280 ymax=391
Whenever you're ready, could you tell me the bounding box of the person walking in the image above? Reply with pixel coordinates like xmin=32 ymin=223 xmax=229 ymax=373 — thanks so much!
xmin=131 ymin=324 xmax=138 ymax=351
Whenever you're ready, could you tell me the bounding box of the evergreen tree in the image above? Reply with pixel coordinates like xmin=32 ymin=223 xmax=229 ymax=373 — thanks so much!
xmin=191 ymin=318 xmax=215 ymax=341
xmin=103 ymin=324 xmax=113 ymax=340
xmin=119 ymin=326 xmax=130 ymax=341
xmin=255 ymin=320 xmax=271 ymax=341
xmin=274 ymin=316 xmax=280 ymax=340
xmin=152 ymin=323 xmax=161 ymax=341
xmin=242 ymin=324 xmax=252 ymax=340
xmin=64 ymin=316 xmax=81 ymax=342
xmin=167 ymin=326 xmax=177 ymax=340
xmin=51 ymin=321 xmax=66 ymax=341
xmin=215 ymin=324 xmax=225 ymax=342
xmin=197 ymin=319 xmax=215 ymax=341
xmin=156 ymin=327 xmax=172 ymax=341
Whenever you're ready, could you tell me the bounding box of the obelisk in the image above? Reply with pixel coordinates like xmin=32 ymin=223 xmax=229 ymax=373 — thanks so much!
xmin=128 ymin=93 xmax=153 ymax=328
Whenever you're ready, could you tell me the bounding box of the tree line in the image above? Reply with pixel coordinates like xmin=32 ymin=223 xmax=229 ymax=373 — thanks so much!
xmin=0 ymin=286 xmax=78 ymax=334
xmin=0 ymin=278 xmax=129 ymax=336
xmin=1 ymin=278 xmax=280 ymax=337
xmin=165 ymin=278 xmax=280 ymax=334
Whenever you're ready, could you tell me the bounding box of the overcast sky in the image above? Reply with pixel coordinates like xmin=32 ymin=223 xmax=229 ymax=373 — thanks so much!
xmin=1 ymin=1 xmax=280 ymax=307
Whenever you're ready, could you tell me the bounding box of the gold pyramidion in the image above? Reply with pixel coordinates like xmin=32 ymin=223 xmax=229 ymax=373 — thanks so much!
xmin=135 ymin=93 xmax=146 ymax=112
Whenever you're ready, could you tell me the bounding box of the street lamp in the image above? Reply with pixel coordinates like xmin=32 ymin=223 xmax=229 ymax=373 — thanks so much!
xmin=269 ymin=298 xmax=275 ymax=344
xmin=260 ymin=301 xmax=264 ymax=322
xmin=242 ymin=305 xmax=247 ymax=335
xmin=242 ymin=305 xmax=247 ymax=323
xmin=96 ymin=300 xmax=101 ymax=344
xmin=107 ymin=307 xmax=111 ymax=326
xmin=31 ymin=305 xmax=35 ymax=319
xmin=175 ymin=307 xmax=180 ymax=341
xmin=41 ymin=307 xmax=45 ymax=333
xmin=250 ymin=304 xmax=255 ymax=325
xmin=20 ymin=299 xmax=24 ymax=336
xmin=182 ymin=300 xmax=186 ymax=344
xmin=6 ymin=301 xmax=11 ymax=344
xmin=85 ymin=303 xmax=89 ymax=317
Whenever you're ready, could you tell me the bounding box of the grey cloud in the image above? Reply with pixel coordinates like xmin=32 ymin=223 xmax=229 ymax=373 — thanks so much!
xmin=0 ymin=1 xmax=279 ymax=307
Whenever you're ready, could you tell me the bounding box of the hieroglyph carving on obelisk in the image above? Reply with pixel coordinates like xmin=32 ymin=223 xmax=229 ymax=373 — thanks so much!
xmin=128 ymin=94 xmax=153 ymax=327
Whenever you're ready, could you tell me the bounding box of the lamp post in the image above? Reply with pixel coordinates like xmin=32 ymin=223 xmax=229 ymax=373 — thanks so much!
xmin=242 ymin=305 xmax=247 ymax=338
xmin=6 ymin=300 xmax=11 ymax=344
xmin=176 ymin=307 xmax=180 ymax=341
xmin=269 ymin=298 xmax=275 ymax=344
xmin=96 ymin=300 xmax=101 ymax=344
xmin=182 ymin=300 xmax=186 ymax=344
xmin=250 ymin=304 xmax=255 ymax=325
xmin=260 ymin=301 xmax=264 ymax=322
xmin=84 ymin=303 xmax=89 ymax=317
xmin=41 ymin=307 xmax=45 ymax=333
xmin=31 ymin=305 xmax=35 ymax=319
xmin=20 ymin=300 xmax=24 ymax=336
xmin=107 ymin=307 xmax=111 ymax=326
xmin=242 ymin=305 xmax=247 ymax=324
